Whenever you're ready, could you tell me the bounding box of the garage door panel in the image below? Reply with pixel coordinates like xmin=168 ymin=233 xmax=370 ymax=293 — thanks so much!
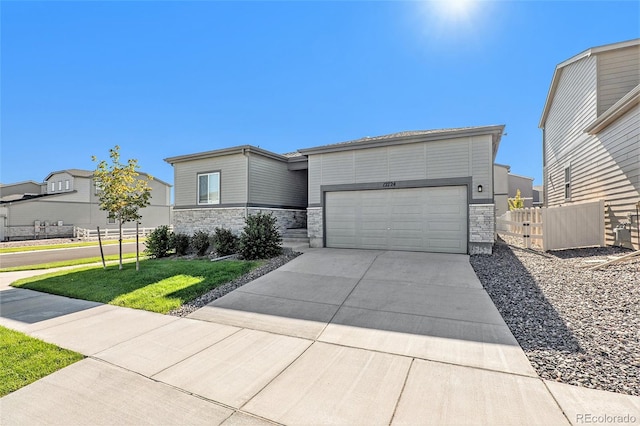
xmin=326 ymin=186 xmax=468 ymax=253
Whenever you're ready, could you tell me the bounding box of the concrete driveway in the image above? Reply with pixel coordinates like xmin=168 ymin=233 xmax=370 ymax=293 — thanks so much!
xmin=2 ymin=248 xmax=638 ymax=425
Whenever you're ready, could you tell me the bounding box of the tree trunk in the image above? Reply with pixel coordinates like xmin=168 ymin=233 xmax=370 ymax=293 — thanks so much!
xmin=119 ymin=216 xmax=123 ymax=270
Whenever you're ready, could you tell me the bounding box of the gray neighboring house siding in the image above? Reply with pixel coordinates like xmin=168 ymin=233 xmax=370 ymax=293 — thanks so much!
xmin=165 ymin=146 xmax=307 ymax=235
xmin=540 ymin=39 xmax=640 ymax=249
xmin=300 ymin=126 xmax=504 ymax=254
xmin=1 ymin=169 xmax=172 ymax=241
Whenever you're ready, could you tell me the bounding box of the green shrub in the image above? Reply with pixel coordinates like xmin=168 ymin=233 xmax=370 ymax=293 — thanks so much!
xmin=171 ymin=233 xmax=190 ymax=256
xmin=191 ymin=230 xmax=211 ymax=256
xmin=144 ymin=225 xmax=172 ymax=258
xmin=239 ymin=212 xmax=282 ymax=260
xmin=213 ymin=227 xmax=239 ymax=256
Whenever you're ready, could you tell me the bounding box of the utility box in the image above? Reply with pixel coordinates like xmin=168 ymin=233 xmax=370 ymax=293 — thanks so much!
xmin=614 ymin=224 xmax=631 ymax=247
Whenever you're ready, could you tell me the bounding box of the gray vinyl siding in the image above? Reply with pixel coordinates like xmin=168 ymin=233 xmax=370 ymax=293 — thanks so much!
xmin=546 ymin=102 xmax=639 ymax=247
xmin=248 ymin=154 xmax=307 ymax=207
xmin=173 ymin=154 xmax=247 ymax=207
xmin=597 ymin=45 xmax=640 ymax=115
xmin=308 ymin=135 xmax=493 ymax=205
xmin=7 ymin=199 xmax=170 ymax=228
xmin=544 ymin=56 xmax=598 ymax=207
xmin=0 ymin=182 xmax=43 ymax=197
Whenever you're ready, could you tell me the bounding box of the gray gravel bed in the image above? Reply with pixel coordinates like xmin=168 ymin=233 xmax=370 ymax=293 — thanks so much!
xmin=168 ymin=248 xmax=301 ymax=317
xmin=470 ymin=235 xmax=639 ymax=396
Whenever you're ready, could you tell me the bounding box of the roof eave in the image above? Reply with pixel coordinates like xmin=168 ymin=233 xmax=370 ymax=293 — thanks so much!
xmin=164 ymin=145 xmax=288 ymax=164
xmin=299 ymin=125 xmax=505 ymax=155
xmin=585 ymin=84 xmax=640 ymax=134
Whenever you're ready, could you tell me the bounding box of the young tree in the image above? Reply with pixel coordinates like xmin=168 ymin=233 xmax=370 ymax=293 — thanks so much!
xmin=508 ymin=189 xmax=525 ymax=211
xmin=92 ymin=146 xmax=152 ymax=270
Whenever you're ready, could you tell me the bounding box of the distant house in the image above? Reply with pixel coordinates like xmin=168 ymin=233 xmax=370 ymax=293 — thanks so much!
xmin=1 ymin=169 xmax=172 ymax=241
xmin=539 ymin=39 xmax=640 ymax=249
xmin=167 ymin=125 xmax=505 ymax=254
xmin=493 ymin=164 xmax=534 ymax=217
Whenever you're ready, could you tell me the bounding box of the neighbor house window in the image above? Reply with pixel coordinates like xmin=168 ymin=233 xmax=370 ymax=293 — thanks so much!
xmin=58 ymin=181 xmax=62 ymax=191
xmin=50 ymin=182 xmax=55 ymax=192
xmin=564 ymin=165 xmax=571 ymax=200
xmin=65 ymin=180 xmax=70 ymax=190
xmin=107 ymin=215 xmax=116 ymax=224
xmin=198 ymin=172 xmax=220 ymax=205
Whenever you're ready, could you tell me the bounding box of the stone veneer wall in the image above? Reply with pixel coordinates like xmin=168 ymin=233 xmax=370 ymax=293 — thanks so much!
xmin=468 ymin=204 xmax=495 ymax=254
xmin=173 ymin=207 xmax=306 ymax=235
xmin=307 ymin=207 xmax=323 ymax=248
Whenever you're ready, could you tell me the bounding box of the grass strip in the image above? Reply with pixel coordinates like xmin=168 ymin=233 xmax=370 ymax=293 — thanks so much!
xmin=0 ymin=239 xmax=141 ymax=254
xmin=0 ymin=253 xmax=141 ymax=272
xmin=12 ymin=259 xmax=260 ymax=314
xmin=0 ymin=326 xmax=84 ymax=397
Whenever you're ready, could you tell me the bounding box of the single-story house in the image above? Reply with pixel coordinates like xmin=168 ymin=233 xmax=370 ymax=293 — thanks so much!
xmin=0 ymin=169 xmax=172 ymax=241
xmin=539 ymin=38 xmax=639 ymax=249
xmin=166 ymin=125 xmax=505 ymax=254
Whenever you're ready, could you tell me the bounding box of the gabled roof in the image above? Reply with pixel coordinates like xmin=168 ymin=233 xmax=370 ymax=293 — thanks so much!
xmin=298 ymin=125 xmax=505 ymax=157
xmin=45 ymin=169 xmax=94 ymax=181
xmin=539 ymin=38 xmax=640 ymax=128
xmin=44 ymin=168 xmax=171 ymax=187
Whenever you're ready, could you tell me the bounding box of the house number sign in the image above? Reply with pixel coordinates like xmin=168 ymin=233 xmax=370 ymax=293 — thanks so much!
xmin=382 ymin=181 xmax=396 ymax=188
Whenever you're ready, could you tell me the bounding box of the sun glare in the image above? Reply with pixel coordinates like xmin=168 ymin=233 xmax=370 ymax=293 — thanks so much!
xmin=435 ymin=0 xmax=477 ymax=22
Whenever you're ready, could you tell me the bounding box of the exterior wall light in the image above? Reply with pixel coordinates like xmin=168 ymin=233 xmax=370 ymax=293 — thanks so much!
xmin=477 ymin=185 xmax=483 ymax=193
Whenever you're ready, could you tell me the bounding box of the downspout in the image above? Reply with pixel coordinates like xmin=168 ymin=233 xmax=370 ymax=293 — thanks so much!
xmin=243 ymin=148 xmax=249 ymax=219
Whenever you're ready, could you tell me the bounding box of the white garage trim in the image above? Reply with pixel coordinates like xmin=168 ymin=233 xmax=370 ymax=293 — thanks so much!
xmin=325 ymin=186 xmax=468 ymax=254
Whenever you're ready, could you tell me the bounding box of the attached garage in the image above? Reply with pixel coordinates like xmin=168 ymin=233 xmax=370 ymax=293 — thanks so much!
xmin=325 ymin=186 xmax=468 ymax=253
xmin=299 ymin=125 xmax=505 ymax=255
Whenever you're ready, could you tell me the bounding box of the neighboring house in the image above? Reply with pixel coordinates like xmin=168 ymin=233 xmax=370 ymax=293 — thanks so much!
xmin=0 ymin=181 xmax=44 ymax=202
xmin=532 ymin=185 xmax=544 ymax=207
xmin=493 ymin=164 xmax=534 ymax=217
xmin=539 ymin=39 xmax=640 ymax=249
xmin=1 ymin=169 xmax=172 ymax=241
xmin=167 ymin=125 xmax=505 ymax=254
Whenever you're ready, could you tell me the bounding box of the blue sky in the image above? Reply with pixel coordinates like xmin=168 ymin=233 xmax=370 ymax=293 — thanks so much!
xmin=2 ymin=1 xmax=639 ymax=190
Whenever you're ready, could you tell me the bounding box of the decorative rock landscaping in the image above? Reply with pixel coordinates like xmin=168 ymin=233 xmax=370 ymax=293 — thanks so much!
xmin=470 ymin=236 xmax=639 ymax=396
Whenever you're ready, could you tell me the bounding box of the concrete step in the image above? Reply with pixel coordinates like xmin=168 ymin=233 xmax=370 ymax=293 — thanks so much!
xmin=282 ymin=237 xmax=310 ymax=243
xmin=283 ymin=228 xmax=308 ymax=236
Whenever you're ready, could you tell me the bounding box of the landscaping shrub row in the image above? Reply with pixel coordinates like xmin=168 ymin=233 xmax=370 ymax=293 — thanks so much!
xmin=145 ymin=212 xmax=282 ymax=260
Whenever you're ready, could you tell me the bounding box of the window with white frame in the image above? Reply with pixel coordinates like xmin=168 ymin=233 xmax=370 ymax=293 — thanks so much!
xmin=564 ymin=165 xmax=571 ymax=200
xmin=198 ymin=172 xmax=220 ymax=205
xmin=50 ymin=182 xmax=55 ymax=192
xmin=107 ymin=215 xmax=116 ymax=224
xmin=65 ymin=180 xmax=70 ymax=190
xmin=58 ymin=181 xmax=62 ymax=191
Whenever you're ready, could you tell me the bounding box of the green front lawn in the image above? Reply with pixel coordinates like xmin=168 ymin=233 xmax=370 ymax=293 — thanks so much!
xmin=11 ymin=259 xmax=260 ymax=314
xmin=0 ymin=326 xmax=84 ymax=397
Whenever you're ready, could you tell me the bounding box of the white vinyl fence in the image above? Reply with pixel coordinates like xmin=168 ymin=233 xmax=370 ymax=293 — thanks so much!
xmin=74 ymin=226 xmax=172 ymax=240
xmin=496 ymin=200 xmax=605 ymax=251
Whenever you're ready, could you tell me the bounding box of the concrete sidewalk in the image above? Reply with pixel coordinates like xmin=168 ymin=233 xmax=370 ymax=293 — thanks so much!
xmin=1 ymin=249 xmax=638 ymax=425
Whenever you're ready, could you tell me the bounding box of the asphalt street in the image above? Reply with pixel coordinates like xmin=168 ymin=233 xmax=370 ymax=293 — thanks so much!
xmin=0 ymin=242 xmax=145 ymax=268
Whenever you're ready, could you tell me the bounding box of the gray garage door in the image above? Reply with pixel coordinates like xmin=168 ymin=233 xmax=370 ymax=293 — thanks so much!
xmin=325 ymin=186 xmax=468 ymax=253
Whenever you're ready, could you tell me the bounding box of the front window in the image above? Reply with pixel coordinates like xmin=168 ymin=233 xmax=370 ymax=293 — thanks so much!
xmin=198 ymin=172 xmax=220 ymax=205
xmin=65 ymin=180 xmax=70 ymax=190
xmin=57 ymin=181 xmax=62 ymax=191
xmin=50 ymin=182 xmax=55 ymax=192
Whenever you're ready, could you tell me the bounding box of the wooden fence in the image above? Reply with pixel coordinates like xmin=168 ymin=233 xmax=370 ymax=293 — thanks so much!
xmin=496 ymin=200 xmax=605 ymax=251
